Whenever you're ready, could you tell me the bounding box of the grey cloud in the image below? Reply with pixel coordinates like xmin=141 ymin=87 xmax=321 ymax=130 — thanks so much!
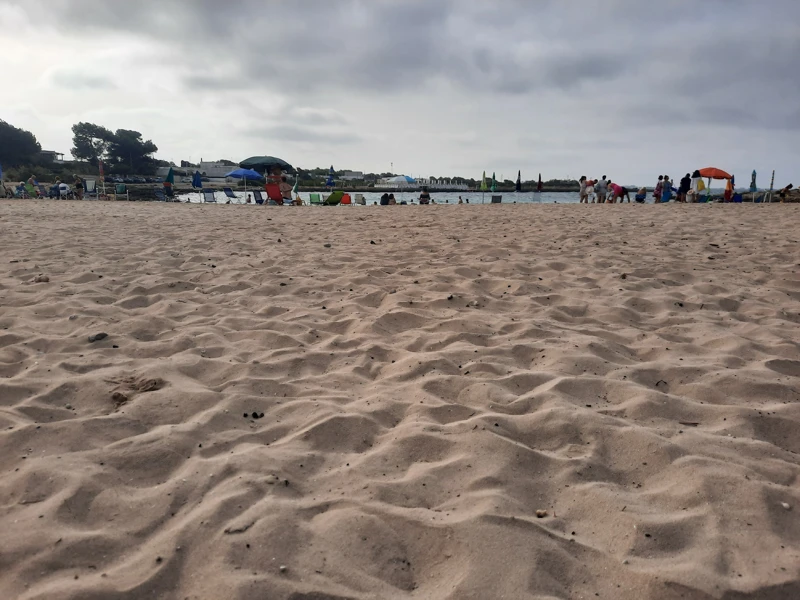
xmin=48 ymin=70 xmax=117 ymax=90
xmin=247 ymin=125 xmax=362 ymax=145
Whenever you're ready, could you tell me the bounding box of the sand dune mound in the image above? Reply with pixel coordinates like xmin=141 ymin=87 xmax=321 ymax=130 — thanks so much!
xmin=1 ymin=201 xmax=799 ymax=599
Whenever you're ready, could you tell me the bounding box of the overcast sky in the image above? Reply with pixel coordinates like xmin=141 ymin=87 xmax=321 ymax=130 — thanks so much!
xmin=2 ymin=0 xmax=798 ymax=185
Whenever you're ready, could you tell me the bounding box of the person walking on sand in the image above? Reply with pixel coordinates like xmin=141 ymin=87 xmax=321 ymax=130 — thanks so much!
xmin=595 ymin=176 xmax=608 ymax=204
xmin=579 ymin=176 xmax=589 ymax=203
xmin=662 ymin=175 xmax=674 ymax=202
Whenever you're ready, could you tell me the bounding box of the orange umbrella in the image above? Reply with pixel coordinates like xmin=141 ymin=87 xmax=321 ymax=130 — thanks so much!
xmin=698 ymin=167 xmax=732 ymax=180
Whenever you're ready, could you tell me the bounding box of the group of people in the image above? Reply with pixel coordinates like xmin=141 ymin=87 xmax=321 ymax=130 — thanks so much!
xmin=579 ymin=176 xmax=633 ymax=203
xmin=2 ymin=175 xmax=84 ymax=200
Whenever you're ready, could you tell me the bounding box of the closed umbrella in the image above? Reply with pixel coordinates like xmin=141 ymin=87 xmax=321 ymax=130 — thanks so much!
xmin=491 ymin=172 xmax=497 ymax=193
xmin=164 ymin=167 xmax=175 ymax=198
xmin=226 ymin=168 xmax=263 ymax=200
xmin=537 ymin=173 xmax=543 ymax=193
xmin=326 ymin=165 xmax=335 ymax=189
xmin=515 ymin=170 xmax=522 ymax=193
xmin=480 ymin=171 xmax=487 ymax=204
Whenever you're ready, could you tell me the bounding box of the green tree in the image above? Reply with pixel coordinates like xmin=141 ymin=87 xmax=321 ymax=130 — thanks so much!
xmin=71 ymin=122 xmax=113 ymax=165
xmin=0 ymin=120 xmax=42 ymax=168
xmin=106 ymin=129 xmax=159 ymax=175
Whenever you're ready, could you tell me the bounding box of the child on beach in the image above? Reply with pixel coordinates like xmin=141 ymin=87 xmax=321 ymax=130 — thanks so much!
xmin=579 ymin=176 xmax=589 ymax=203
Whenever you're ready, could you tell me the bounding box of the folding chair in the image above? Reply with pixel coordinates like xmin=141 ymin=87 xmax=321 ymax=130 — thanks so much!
xmin=309 ymin=193 xmax=322 ymax=206
xmin=222 ymin=187 xmax=239 ymax=203
xmin=83 ymin=179 xmax=98 ymax=199
xmin=252 ymin=190 xmax=265 ymax=205
xmin=265 ymin=184 xmax=285 ymax=205
xmin=340 ymin=193 xmax=352 ymax=205
xmin=202 ymin=189 xmax=217 ymax=203
xmin=153 ymin=188 xmax=167 ymax=202
xmin=114 ymin=183 xmax=129 ymax=201
xmin=354 ymin=193 xmax=366 ymax=205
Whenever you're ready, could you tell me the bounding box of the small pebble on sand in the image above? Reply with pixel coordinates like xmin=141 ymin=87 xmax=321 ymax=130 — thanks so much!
xmin=536 ymin=510 xmax=548 ymax=518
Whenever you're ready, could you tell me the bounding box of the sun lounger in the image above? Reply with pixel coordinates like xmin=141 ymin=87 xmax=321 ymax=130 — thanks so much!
xmin=222 ymin=187 xmax=238 ymax=203
xmin=252 ymin=190 xmax=265 ymax=205
xmin=202 ymin=189 xmax=217 ymax=203
xmin=323 ymin=191 xmax=344 ymax=206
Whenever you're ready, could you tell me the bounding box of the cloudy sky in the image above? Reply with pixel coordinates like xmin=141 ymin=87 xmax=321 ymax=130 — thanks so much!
xmin=2 ymin=0 xmax=799 ymax=185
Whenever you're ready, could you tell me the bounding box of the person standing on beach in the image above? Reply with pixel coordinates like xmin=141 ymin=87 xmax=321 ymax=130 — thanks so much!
xmin=678 ymin=173 xmax=691 ymax=203
xmin=74 ymin=176 xmax=84 ymax=200
xmin=654 ymin=175 xmax=663 ymax=203
xmin=595 ymin=176 xmax=608 ymax=204
xmin=579 ymin=176 xmax=589 ymax=203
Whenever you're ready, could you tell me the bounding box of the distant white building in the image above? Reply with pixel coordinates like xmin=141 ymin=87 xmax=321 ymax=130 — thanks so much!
xmin=198 ymin=161 xmax=238 ymax=178
xmin=340 ymin=171 xmax=364 ymax=181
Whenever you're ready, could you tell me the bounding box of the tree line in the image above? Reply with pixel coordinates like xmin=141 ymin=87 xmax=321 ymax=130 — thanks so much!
xmin=0 ymin=119 xmax=162 ymax=179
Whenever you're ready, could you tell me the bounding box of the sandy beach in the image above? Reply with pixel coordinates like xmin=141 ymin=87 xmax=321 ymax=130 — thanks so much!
xmin=1 ymin=200 xmax=799 ymax=600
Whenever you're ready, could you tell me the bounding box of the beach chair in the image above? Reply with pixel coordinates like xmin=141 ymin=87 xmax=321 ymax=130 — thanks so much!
xmin=37 ymin=184 xmax=49 ymax=198
xmin=491 ymin=195 xmax=502 ymax=203
xmin=732 ymin=193 xmax=743 ymax=203
xmin=153 ymin=187 xmax=166 ymax=202
xmin=252 ymin=190 xmax=265 ymax=205
xmin=222 ymin=187 xmax=238 ymax=203
xmin=25 ymin=182 xmax=37 ymax=198
xmin=323 ymin=191 xmax=344 ymax=206
xmin=340 ymin=193 xmax=352 ymax=205
xmin=83 ymin=179 xmax=98 ymax=199
xmin=164 ymin=185 xmax=178 ymax=202
xmin=354 ymin=193 xmax=366 ymax=205
xmin=309 ymin=193 xmax=322 ymax=206
xmin=114 ymin=183 xmax=129 ymax=201
xmin=202 ymin=189 xmax=217 ymax=203
xmin=265 ymin=183 xmax=285 ymax=205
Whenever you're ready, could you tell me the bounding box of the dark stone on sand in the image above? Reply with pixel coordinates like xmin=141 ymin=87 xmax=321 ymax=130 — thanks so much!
xmin=259 ymin=412 xmax=265 ymax=418
xmin=370 ymin=240 xmax=376 ymax=245
xmin=324 ymin=244 xmax=332 ymax=248
xmin=280 ymin=283 xmax=287 ymax=286
xmin=243 ymin=413 xmax=248 ymax=418
xmin=620 ymin=273 xmax=627 ymax=280
xmin=447 ymin=295 xmax=454 ymax=300
xmin=88 ymin=333 xmax=108 ymax=343
xmin=251 ymin=412 xmax=259 ymax=419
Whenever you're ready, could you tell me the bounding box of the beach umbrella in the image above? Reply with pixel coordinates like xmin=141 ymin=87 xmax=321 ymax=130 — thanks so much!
xmin=766 ymin=170 xmax=775 ymax=203
xmin=491 ymin=172 xmax=497 ymax=193
xmin=537 ymin=173 xmax=543 ymax=193
xmin=226 ymin=168 xmax=263 ymax=200
xmin=697 ymin=167 xmax=732 ymax=180
xmin=480 ymin=171 xmax=487 ymax=204
xmin=291 ymin=174 xmax=299 ymax=202
xmin=515 ymin=170 xmax=522 ymax=193
xmin=239 ymin=156 xmax=295 ymax=175
xmin=192 ymin=171 xmax=203 ymax=189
